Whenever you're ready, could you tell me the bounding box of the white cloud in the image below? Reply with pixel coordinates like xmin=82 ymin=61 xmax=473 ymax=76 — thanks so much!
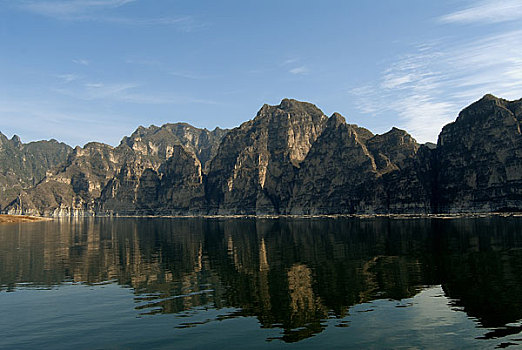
xmin=282 ymin=58 xmax=299 ymax=66
xmin=72 ymin=59 xmax=90 ymax=66
xmin=17 ymin=0 xmax=131 ymax=18
xmin=289 ymin=66 xmax=309 ymax=75
xmin=18 ymin=0 xmax=135 ymax=17
xmin=57 ymin=74 xmax=80 ymax=83
xmin=169 ymin=71 xmax=214 ymax=80
xmin=14 ymin=0 xmax=200 ymax=30
xmin=440 ymin=0 xmax=522 ymax=24
xmin=52 ymin=80 xmax=218 ymax=105
xmin=349 ymin=30 xmax=522 ymax=143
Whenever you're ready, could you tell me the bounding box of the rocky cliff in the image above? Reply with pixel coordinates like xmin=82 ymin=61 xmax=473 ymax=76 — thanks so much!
xmin=0 ymin=133 xmax=72 ymax=210
xmin=4 ymin=123 xmax=226 ymax=216
xmin=3 ymin=94 xmax=522 ymax=216
xmin=435 ymin=94 xmax=522 ymax=212
xmin=206 ymin=99 xmax=328 ymax=214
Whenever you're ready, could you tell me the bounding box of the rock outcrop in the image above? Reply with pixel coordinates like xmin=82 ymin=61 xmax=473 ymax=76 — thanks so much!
xmin=205 ymin=99 xmax=328 ymax=214
xmin=3 ymin=94 xmax=522 ymax=216
xmin=5 ymin=123 xmax=227 ymax=216
xmin=435 ymin=94 xmax=522 ymax=212
xmin=289 ymin=115 xmax=431 ymax=214
xmin=0 ymin=133 xmax=72 ymax=210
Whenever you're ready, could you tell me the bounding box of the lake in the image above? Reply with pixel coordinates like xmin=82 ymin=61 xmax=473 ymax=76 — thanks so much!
xmin=1 ymin=217 xmax=522 ymax=349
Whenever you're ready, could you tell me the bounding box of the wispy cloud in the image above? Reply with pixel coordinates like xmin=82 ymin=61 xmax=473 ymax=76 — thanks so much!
xmin=282 ymin=58 xmax=299 ymax=66
xmin=350 ymin=30 xmax=522 ymax=143
xmin=0 ymin=97 xmax=136 ymax=146
xmin=169 ymin=71 xmax=215 ymax=80
xmin=440 ymin=0 xmax=522 ymax=24
xmin=289 ymin=66 xmax=309 ymax=75
xmin=14 ymin=0 xmax=202 ymax=31
xmin=18 ymin=0 xmax=136 ymax=17
xmin=57 ymin=74 xmax=80 ymax=83
xmin=53 ymin=80 xmax=218 ymax=105
xmin=72 ymin=59 xmax=89 ymax=66
xmin=85 ymin=15 xmax=202 ymax=31
xmin=56 ymin=81 xmax=161 ymax=103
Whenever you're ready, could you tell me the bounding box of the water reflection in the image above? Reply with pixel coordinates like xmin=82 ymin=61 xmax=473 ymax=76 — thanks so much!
xmin=1 ymin=217 xmax=522 ymax=343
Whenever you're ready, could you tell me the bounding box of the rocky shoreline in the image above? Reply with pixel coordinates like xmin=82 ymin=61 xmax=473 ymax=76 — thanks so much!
xmin=21 ymin=212 xmax=522 ymax=220
xmin=0 ymin=215 xmax=50 ymax=224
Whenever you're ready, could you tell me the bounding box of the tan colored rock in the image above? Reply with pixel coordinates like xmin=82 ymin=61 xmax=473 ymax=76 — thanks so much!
xmin=206 ymin=99 xmax=328 ymax=214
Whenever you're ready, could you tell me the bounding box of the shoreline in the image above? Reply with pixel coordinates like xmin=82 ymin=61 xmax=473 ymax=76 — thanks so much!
xmin=0 ymin=215 xmax=52 ymax=224
xmin=108 ymin=212 xmax=522 ymax=219
xmin=13 ymin=212 xmax=522 ymax=220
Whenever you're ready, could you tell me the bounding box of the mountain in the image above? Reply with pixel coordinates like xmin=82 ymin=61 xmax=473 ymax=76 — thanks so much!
xmin=5 ymin=123 xmax=227 ymax=216
xmin=205 ymin=99 xmax=328 ymax=214
xmin=3 ymin=94 xmax=522 ymax=216
xmin=435 ymin=94 xmax=522 ymax=212
xmin=0 ymin=134 xmax=72 ymax=211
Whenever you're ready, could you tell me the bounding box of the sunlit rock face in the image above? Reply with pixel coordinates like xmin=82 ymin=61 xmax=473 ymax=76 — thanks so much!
xmin=436 ymin=95 xmax=522 ymax=212
xmin=119 ymin=123 xmax=227 ymax=172
xmin=5 ymin=123 xmax=227 ymax=216
xmin=3 ymin=95 xmax=522 ymax=216
xmin=289 ymin=114 xmax=431 ymax=214
xmin=205 ymin=99 xmax=328 ymax=214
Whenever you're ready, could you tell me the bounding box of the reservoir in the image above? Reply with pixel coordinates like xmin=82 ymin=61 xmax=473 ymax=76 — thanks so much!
xmin=1 ymin=217 xmax=522 ymax=349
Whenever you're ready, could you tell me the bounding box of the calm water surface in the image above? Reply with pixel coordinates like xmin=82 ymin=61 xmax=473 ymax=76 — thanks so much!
xmin=1 ymin=217 xmax=522 ymax=349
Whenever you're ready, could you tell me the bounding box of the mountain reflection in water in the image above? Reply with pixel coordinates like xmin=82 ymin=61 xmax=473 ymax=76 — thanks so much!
xmin=1 ymin=217 xmax=522 ymax=344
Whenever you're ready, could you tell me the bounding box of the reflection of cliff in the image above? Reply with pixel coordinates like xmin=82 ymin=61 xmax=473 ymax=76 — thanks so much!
xmin=432 ymin=218 xmax=522 ymax=331
xmin=1 ymin=217 xmax=522 ymax=342
xmin=284 ymin=263 xmax=327 ymax=342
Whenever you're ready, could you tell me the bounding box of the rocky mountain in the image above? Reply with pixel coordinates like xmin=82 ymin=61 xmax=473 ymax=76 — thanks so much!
xmin=206 ymin=99 xmax=328 ymax=214
xmin=0 ymin=133 xmax=72 ymax=210
xmin=5 ymin=123 xmax=227 ymax=216
xmin=435 ymin=94 xmax=522 ymax=212
xmin=3 ymin=94 xmax=522 ymax=216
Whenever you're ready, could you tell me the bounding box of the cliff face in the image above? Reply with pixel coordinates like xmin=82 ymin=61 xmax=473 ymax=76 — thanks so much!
xmin=100 ymin=144 xmax=206 ymax=215
xmin=289 ymin=115 xmax=430 ymax=214
xmin=0 ymin=134 xmax=72 ymax=210
xmin=119 ymin=123 xmax=227 ymax=171
xmin=436 ymin=94 xmax=522 ymax=212
xmin=205 ymin=99 xmax=328 ymax=214
xmin=5 ymin=123 xmax=227 ymax=216
xmin=289 ymin=113 xmax=378 ymax=214
xmin=3 ymin=94 xmax=522 ymax=216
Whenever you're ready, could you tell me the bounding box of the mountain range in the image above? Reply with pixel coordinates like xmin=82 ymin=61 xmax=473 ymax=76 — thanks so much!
xmin=1 ymin=94 xmax=521 ymax=216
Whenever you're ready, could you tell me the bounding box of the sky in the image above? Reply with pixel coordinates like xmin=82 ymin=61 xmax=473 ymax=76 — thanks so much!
xmin=1 ymin=0 xmax=522 ymax=147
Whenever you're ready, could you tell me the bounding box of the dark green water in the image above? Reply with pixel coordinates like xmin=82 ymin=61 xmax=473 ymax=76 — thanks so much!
xmin=1 ymin=217 xmax=522 ymax=349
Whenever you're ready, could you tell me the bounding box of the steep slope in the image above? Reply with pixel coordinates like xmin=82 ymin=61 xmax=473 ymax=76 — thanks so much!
xmin=6 ymin=123 xmax=227 ymax=216
xmin=205 ymin=99 xmax=328 ymax=214
xmin=0 ymin=133 xmax=71 ymax=210
xmin=100 ymin=123 xmax=226 ymax=214
xmin=100 ymin=144 xmax=206 ymax=215
xmin=289 ymin=114 xmax=429 ymax=214
xmin=436 ymin=94 xmax=522 ymax=212
xmin=289 ymin=113 xmax=378 ymax=214
xmin=119 ymin=123 xmax=227 ymax=171
xmin=8 ymin=142 xmax=125 ymax=216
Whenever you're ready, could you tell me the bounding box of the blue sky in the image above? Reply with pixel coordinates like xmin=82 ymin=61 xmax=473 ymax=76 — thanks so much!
xmin=1 ymin=0 xmax=522 ymax=146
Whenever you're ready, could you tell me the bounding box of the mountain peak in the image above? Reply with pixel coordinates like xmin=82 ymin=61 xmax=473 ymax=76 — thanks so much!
xmin=11 ymin=134 xmax=21 ymax=145
xmin=277 ymin=98 xmax=324 ymax=117
xmin=326 ymin=112 xmax=346 ymax=128
xmin=481 ymin=93 xmax=500 ymax=101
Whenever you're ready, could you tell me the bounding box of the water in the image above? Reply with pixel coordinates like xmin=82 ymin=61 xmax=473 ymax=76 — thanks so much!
xmin=1 ymin=217 xmax=522 ymax=349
